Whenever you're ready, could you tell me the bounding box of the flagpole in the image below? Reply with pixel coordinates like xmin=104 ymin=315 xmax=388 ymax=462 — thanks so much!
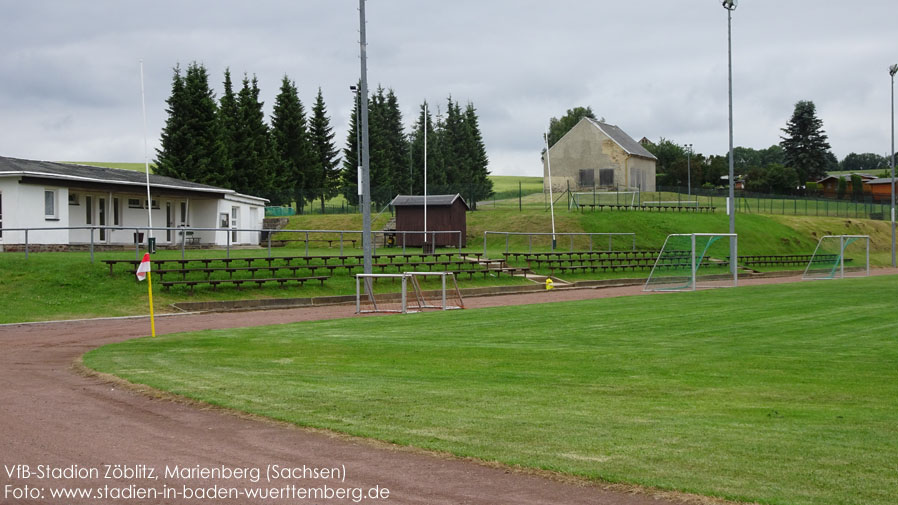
xmin=424 ymin=101 xmax=428 ymax=245
xmin=147 ymin=271 xmax=156 ymax=337
xmin=140 ymin=60 xmax=153 ymax=247
xmin=544 ymin=129 xmax=557 ymax=250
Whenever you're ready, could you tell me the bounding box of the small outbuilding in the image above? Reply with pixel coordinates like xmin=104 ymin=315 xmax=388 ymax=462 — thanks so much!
xmin=543 ymin=117 xmax=657 ymax=193
xmin=389 ymin=194 xmax=469 ymax=248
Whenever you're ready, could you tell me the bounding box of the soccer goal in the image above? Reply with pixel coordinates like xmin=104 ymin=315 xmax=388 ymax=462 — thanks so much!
xmin=356 ymin=274 xmax=407 ymax=314
xmin=355 ymin=272 xmax=464 ymax=314
xmin=570 ymin=190 xmax=638 ymax=208
xmin=405 ymin=271 xmax=464 ymax=312
xmin=644 ymin=233 xmax=738 ymax=291
xmin=802 ymin=235 xmax=870 ymax=280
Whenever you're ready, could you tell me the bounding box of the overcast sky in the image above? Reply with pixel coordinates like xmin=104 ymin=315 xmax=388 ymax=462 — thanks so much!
xmin=1 ymin=1 xmax=895 ymax=176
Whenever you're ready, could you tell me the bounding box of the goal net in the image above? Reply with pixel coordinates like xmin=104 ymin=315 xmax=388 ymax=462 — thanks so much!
xmin=405 ymin=272 xmax=464 ymax=312
xmin=355 ymin=272 xmax=464 ymax=314
xmin=802 ymin=235 xmax=870 ymax=280
xmin=644 ymin=233 xmax=738 ymax=291
xmin=355 ymin=274 xmax=407 ymax=314
xmin=570 ymin=191 xmax=638 ymax=208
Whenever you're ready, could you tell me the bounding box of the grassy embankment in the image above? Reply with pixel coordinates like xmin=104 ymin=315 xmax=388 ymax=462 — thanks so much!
xmin=84 ymin=276 xmax=898 ymax=505
xmin=1 ymin=206 xmax=892 ymax=324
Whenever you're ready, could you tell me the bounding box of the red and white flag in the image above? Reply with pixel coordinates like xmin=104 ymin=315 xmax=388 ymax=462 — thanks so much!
xmin=136 ymin=253 xmax=151 ymax=281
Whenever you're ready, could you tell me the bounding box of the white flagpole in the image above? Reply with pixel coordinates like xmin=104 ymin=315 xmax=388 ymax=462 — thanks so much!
xmin=544 ymin=129 xmax=556 ymax=250
xmin=139 ymin=60 xmax=153 ymax=244
xmin=424 ymin=102 xmax=428 ymax=245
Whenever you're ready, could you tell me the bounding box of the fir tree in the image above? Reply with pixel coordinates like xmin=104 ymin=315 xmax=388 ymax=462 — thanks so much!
xmin=408 ymin=101 xmax=439 ymax=194
xmin=366 ymin=86 xmax=393 ymax=206
xmin=340 ymin=84 xmax=362 ymax=204
xmin=383 ymin=89 xmax=409 ymax=195
xmin=462 ymin=101 xmax=492 ymax=208
xmin=155 ymin=62 xmax=226 ymax=186
xmin=780 ymin=100 xmax=833 ymax=189
xmin=232 ymin=75 xmax=277 ymax=201
xmin=217 ymin=68 xmax=238 ymax=188
xmin=270 ymin=76 xmax=312 ymax=209
xmin=308 ymin=88 xmax=341 ymax=212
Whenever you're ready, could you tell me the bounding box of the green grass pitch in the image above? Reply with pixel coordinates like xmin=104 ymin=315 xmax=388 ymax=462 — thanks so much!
xmin=84 ymin=276 xmax=898 ymax=505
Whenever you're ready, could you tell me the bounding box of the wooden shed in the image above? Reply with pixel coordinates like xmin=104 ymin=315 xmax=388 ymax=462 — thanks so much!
xmin=390 ymin=194 xmax=469 ymax=248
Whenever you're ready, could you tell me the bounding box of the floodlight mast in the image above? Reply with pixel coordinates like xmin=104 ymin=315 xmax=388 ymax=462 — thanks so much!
xmin=723 ymin=0 xmax=737 ymax=274
xmin=359 ymin=0 xmax=372 ymax=275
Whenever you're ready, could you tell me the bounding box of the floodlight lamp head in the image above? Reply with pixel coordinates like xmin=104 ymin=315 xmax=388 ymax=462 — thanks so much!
xmin=890 ymin=64 xmax=898 ymax=77
xmin=722 ymin=0 xmax=737 ymax=11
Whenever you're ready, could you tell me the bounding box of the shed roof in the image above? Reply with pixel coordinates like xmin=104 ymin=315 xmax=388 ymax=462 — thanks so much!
xmin=390 ymin=194 xmax=469 ymax=209
xmin=584 ymin=118 xmax=657 ymax=160
xmin=865 ymin=177 xmax=898 ymax=185
xmin=0 ymin=156 xmax=267 ymax=202
xmin=818 ymin=173 xmax=877 ymax=183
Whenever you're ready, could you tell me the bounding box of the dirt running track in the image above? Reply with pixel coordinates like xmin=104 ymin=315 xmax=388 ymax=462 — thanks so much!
xmin=2 ymin=272 xmax=893 ymax=505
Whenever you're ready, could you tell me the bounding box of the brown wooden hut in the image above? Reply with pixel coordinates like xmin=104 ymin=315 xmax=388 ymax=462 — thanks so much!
xmin=390 ymin=194 xmax=469 ymax=248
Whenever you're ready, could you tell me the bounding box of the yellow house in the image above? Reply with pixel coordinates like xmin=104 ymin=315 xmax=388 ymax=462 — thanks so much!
xmin=543 ymin=118 xmax=657 ymax=193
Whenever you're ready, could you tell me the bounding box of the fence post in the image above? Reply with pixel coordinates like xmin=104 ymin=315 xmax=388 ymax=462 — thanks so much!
xmin=25 ymin=229 xmax=29 ymax=259
xmin=226 ymin=227 xmax=231 ymax=259
xmin=89 ymin=227 xmax=95 ymax=263
xmin=267 ymin=230 xmax=272 ymax=258
xmin=135 ymin=229 xmax=140 ymax=260
xmin=305 ymin=231 xmax=309 ymax=257
xmin=505 ymin=234 xmax=509 ymax=254
xmin=339 ymin=231 xmax=344 ymax=256
xmin=181 ymin=227 xmax=186 ymax=259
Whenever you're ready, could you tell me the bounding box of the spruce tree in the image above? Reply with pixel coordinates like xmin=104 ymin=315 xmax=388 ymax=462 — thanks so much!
xmin=780 ymin=100 xmax=833 ymax=189
xmin=217 ymin=68 xmax=239 ymax=189
xmin=308 ymin=88 xmax=341 ymax=212
xmin=232 ymin=75 xmax=277 ymax=201
xmin=154 ymin=65 xmax=187 ymax=180
xmin=366 ymin=86 xmax=393 ymax=206
xmin=155 ymin=62 xmax=226 ymax=186
xmin=270 ymin=76 xmax=312 ymax=210
xmin=383 ymin=89 xmax=410 ymax=195
xmin=463 ymin=102 xmax=492 ymax=208
xmin=409 ymin=101 xmax=439 ymax=194
xmin=340 ymin=88 xmax=361 ymax=204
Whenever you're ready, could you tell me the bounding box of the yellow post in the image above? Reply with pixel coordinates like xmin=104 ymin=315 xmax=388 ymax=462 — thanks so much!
xmin=147 ymin=271 xmax=156 ymax=337
xmin=545 ymin=278 xmax=554 ymax=290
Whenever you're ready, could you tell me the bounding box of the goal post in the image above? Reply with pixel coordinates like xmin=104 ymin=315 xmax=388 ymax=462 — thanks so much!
xmin=356 ymin=274 xmax=407 ymax=314
xmin=802 ymin=235 xmax=870 ymax=280
xmin=644 ymin=233 xmax=738 ymax=292
xmin=404 ymin=271 xmax=464 ymax=311
xmin=355 ymin=271 xmax=464 ymax=314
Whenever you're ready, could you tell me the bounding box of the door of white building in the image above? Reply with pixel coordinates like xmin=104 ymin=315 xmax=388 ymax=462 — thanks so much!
xmin=98 ymin=197 xmax=106 ymax=241
xmin=231 ymin=206 xmax=238 ymax=243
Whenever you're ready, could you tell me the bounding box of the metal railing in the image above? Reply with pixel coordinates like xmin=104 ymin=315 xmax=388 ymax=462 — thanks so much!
xmin=1 ymin=225 xmax=464 ymax=262
xmin=482 ymin=231 xmax=636 ymax=255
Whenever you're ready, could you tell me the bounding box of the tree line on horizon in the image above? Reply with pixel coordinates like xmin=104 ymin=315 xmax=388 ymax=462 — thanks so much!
xmin=153 ymin=62 xmax=492 ymax=211
xmin=548 ymin=104 xmax=896 ymax=197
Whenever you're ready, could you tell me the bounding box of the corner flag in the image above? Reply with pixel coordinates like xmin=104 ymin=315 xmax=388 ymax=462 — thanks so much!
xmin=136 ymin=253 xmax=151 ymax=281
xmin=136 ymin=253 xmax=156 ymax=337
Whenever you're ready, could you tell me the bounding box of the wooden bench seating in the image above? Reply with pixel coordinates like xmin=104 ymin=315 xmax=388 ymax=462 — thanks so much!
xmin=161 ymin=275 xmax=329 ymax=293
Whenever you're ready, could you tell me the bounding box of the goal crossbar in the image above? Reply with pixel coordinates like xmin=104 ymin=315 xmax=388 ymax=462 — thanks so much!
xmin=802 ymin=235 xmax=870 ymax=280
xmin=644 ymin=233 xmax=738 ymax=292
xmin=355 ymin=272 xmax=464 ymax=314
